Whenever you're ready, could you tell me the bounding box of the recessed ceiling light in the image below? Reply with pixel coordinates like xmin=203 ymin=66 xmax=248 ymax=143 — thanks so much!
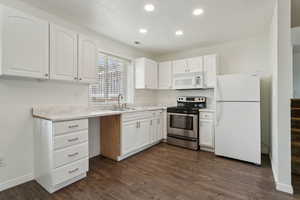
xmin=175 ymin=30 xmax=184 ymax=36
xmin=193 ymin=8 xmax=204 ymax=16
xmin=139 ymin=28 xmax=148 ymax=34
xmin=144 ymin=4 xmax=155 ymax=12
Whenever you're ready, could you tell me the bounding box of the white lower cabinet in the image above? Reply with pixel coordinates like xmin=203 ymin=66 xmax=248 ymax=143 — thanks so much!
xmin=199 ymin=111 xmax=215 ymax=152
xmin=34 ymin=118 xmax=89 ymax=193
xmin=122 ymin=120 xmax=139 ymax=155
xmin=119 ymin=110 xmax=164 ymax=160
xmin=137 ymin=119 xmax=151 ymax=149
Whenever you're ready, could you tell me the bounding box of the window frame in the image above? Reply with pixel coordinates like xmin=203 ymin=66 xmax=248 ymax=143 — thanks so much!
xmin=88 ymin=51 xmax=135 ymax=105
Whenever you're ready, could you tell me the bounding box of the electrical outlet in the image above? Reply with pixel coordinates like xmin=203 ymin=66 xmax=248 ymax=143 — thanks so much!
xmin=0 ymin=157 xmax=5 ymax=167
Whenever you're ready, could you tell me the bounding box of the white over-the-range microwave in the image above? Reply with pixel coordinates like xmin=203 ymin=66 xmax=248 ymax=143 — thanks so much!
xmin=173 ymin=72 xmax=205 ymax=89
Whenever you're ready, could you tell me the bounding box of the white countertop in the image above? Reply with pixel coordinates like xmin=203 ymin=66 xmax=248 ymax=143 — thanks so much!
xmin=32 ymin=105 xmax=167 ymax=122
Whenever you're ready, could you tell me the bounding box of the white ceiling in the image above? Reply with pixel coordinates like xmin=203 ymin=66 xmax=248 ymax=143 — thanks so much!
xmin=19 ymin=0 xmax=274 ymax=56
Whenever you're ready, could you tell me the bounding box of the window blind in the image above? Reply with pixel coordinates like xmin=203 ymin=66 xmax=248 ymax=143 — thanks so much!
xmin=89 ymin=53 xmax=130 ymax=104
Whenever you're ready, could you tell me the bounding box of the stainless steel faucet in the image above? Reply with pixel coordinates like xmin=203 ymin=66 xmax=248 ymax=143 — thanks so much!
xmin=118 ymin=94 xmax=124 ymax=108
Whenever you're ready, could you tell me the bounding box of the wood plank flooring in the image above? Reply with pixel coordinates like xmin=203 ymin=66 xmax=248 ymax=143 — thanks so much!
xmin=0 ymin=143 xmax=299 ymax=200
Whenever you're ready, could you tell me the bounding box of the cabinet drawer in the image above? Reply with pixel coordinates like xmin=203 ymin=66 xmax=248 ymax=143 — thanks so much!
xmin=122 ymin=112 xmax=152 ymax=122
xmin=53 ymin=119 xmax=88 ymax=135
xmin=54 ymin=130 xmax=88 ymax=150
xmin=53 ymin=142 xmax=88 ymax=168
xmin=199 ymin=112 xmax=214 ymax=120
xmin=52 ymin=158 xmax=88 ymax=185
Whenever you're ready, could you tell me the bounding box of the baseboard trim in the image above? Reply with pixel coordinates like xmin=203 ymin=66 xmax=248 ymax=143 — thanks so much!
xmin=270 ymin=155 xmax=294 ymax=194
xmin=0 ymin=173 xmax=34 ymax=192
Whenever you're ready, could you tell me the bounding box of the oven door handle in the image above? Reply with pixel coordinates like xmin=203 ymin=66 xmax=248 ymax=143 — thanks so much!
xmin=167 ymin=112 xmax=197 ymax=117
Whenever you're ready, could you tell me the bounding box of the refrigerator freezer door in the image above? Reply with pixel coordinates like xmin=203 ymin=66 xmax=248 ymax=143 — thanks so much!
xmin=215 ymin=102 xmax=261 ymax=164
xmin=216 ymin=74 xmax=260 ymax=102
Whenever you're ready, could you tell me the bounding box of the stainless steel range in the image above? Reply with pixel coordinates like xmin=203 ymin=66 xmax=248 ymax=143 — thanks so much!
xmin=167 ymin=96 xmax=206 ymax=150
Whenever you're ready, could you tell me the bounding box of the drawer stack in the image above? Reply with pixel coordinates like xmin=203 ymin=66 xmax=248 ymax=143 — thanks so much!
xmin=34 ymin=118 xmax=89 ymax=193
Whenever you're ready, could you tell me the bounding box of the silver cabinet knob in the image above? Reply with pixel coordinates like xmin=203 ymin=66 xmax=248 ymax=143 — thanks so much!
xmin=45 ymin=73 xmax=49 ymax=77
xmin=74 ymin=77 xmax=78 ymax=80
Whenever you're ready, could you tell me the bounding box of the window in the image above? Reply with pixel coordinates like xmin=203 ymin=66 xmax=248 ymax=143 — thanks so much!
xmin=89 ymin=53 xmax=133 ymax=104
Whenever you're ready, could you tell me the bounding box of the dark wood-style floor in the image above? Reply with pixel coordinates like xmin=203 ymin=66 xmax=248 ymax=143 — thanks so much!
xmin=0 ymin=143 xmax=299 ymax=200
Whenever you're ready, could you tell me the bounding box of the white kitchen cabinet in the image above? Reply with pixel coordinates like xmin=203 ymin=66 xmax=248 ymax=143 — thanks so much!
xmin=78 ymin=35 xmax=98 ymax=83
xmin=187 ymin=57 xmax=203 ymax=73
xmin=158 ymin=61 xmax=173 ymax=89
xmin=34 ymin=118 xmax=89 ymax=193
xmin=135 ymin=57 xmax=158 ymax=89
xmin=109 ymin=110 xmax=165 ymax=161
xmin=173 ymin=57 xmax=203 ymax=74
xmin=149 ymin=118 xmax=157 ymax=144
xmin=156 ymin=113 xmax=164 ymax=141
xmin=203 ymin=54 xmax=217 ymax=88
xmin=136 ymin=119 xmax=151 ymax=149
xmin=1 ymin=5 xmax=49 ymax=79
xmin=199 ymin=111 xmax=215 ymax=152
xmin=173 ymin=59 xmax=187 ymax=74
xmin=50 ymin=24 xmax=78 ymax=81
xmin=122 ymin=120 xmax=138 ymax=155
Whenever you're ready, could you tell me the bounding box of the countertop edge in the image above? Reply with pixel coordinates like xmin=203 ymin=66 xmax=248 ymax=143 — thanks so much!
xmin=33 ymin=107 xmax=167 ymax=122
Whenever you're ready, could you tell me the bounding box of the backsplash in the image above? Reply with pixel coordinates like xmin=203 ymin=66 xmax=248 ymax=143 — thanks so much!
xmin=134 ymin=89 xmax=158 ymax=106
xmin=135 ymin=89 xmax=215 ymax=109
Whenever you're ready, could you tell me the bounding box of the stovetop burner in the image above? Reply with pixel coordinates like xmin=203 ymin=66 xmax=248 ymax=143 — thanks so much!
xmin=167 ymin=96 xmax=207 ymax=114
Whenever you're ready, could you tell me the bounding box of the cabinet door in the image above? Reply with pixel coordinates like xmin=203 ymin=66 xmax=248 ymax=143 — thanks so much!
xmin=203 ymin=54 xmax=217 ymax=88
xmin=187 ymin=57 xmax=203 ymax=73
xmin=156 ymin=117 xmax=163 ymax=141
xmin=173 ymin=59 xmax=187 ymax=74
xmin=78 ymin=35 xmax=97 ymax=83
xmin=135 ymin=58 xmax=146 ymax=89
xmin=158 ymin=61 xmax=173 ymax=89
xmin=136 ymin=119 xmax=151 ymax=148
xmin=2 ymin=6 xmax=49 ymax=79
xmin=50 ymin=24 xmax=78 ymax=81
xmin=149 ymin=119 xmax=157 ymax=144
xmin=122 ymin=121 xmax=138 ymax=155
xmin=199 ymin=119 xmax=214 ymax=148
xmin=145 ymin=59 xmax=158 ymax=89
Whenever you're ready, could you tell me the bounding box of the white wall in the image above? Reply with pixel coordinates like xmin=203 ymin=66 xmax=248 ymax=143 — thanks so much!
xmin=155 ymin=32 xmax=272 ymax=154
xmin=270 ymin=0 xmax=293 ymax=194
xmin=0 ymin=0 xmax=151 ymax=191
xmin=293 ymin=51 xmax=300 ymax=97
xmin=270 ymin=0 xmax=279 ymax=189
xmin=277 ymin=0 xmax=293 ymax=193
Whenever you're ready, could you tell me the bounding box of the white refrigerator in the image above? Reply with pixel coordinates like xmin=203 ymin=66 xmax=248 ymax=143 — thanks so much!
xmin=215 ymin=74 xmax=261 ymax=165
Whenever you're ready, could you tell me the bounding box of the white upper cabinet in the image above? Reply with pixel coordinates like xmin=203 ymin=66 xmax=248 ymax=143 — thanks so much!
xmin=203 ymin=54 xmax=217 ymax=88
xmin=135 ymin=58 xmax=158 ymax=89
xmin=187 ymin=57 xmax=203 ymax=73
xmin=78 ymin=35 xmax=98 ymax=84
xmin=1 ymin=6 xmax=49 ymax=79
xmin=50 ymin=24 xmax=78 ymax=81
xmin=158 ymin=61 xmax=173 ymax=89
xmin=173 ymin=57 xmax=203 ymax=74
xmin=173 ymin=59 xmax=187 ymax=74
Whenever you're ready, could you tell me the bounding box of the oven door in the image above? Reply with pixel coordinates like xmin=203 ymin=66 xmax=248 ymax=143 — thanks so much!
xmin=167 ymin=113 xmax=198 ymax=138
